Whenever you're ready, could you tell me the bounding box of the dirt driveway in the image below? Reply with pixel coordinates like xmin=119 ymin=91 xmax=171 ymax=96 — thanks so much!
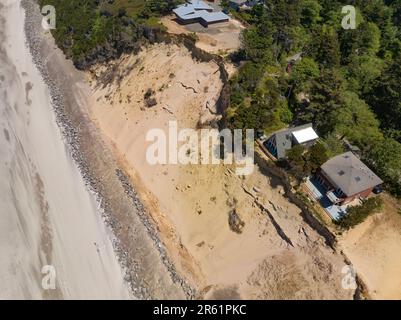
xmin=161 ymin=15 xmax=244 ymax=55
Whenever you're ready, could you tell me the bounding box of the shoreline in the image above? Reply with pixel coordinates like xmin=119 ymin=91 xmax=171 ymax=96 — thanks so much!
xmin=1 ymin=0 xmax=130 ymax=299
xmin=21 ymin=0 xmax=192 ymax=299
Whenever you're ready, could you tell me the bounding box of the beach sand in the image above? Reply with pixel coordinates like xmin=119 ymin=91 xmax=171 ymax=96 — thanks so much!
xmin=16 ymin=0 xmax=188 ymax=299
xmin=0 ymin=0 xmax=130 ymax=299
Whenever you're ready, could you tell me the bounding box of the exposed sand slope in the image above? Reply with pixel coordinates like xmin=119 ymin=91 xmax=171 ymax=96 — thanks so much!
xmin=0 ymin=0 xmax=130 ymax=299
xmin=338 ymin=194 xmax=401 ymax=299
xmin=89 ymin=44 xmax=354 ymax=299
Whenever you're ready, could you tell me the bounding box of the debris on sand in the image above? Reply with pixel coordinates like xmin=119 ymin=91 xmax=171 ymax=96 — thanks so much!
xmin=144 ymin=88 xmax=157 ymax=107
xmin=228 ymin=209 xmax=245 ymax=234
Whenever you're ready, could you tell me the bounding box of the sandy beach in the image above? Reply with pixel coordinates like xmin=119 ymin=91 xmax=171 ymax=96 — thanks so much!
xmin=12 ymin=0 xmax=188 ymax=299
xmin=0 ymin=0 xmax=131 ymax=299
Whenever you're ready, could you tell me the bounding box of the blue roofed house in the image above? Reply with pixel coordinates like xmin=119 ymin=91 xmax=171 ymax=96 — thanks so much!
xmin=173 ymin=0 xmax=229 ymax=27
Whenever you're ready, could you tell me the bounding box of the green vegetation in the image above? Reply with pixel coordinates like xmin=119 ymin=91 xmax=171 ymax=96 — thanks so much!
xmin=335 ymin=196 xmax=384 ymax=229
xmin=39 ymin=0 xmax=182 ymax=68
xmin=286 ymin=141 xmax=329 ymax=178
xmin=224 ymin=0 xmax=401 ymax=196
xmin=44 ymin=0 xmax=401 ymax=197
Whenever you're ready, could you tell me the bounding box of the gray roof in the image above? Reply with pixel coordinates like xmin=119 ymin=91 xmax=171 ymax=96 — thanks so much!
xmin=275 ymin=130 xmax=293 ymax=159
xmin=173 ymin=0 xmax=229 ymax=23
xmin=174 ymin=0 xmax=213 ymax=15
xmin=229 ymin=0 xmax=248 ymax=4
xmin=174 ymin=5 xmax=196 ymax=17
xmin=189 ymin=0 xmax=213 ymax=11
xmin=202 ymin=11 xmax=230 ymax=22
xmin=272 ymin=123 xmax=316 ymax=159
xmin=321 ymin=152 xmax=383 ymax=197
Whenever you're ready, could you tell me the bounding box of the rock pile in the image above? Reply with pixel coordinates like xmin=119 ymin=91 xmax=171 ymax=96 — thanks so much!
xmin=21 ymin=0 xmax=195 ymax=299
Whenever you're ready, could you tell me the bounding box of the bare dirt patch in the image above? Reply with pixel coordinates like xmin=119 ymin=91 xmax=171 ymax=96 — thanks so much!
xmin=338 ymin=193 xmax=401 ymax=299
xmin=160 ymin=15 xmax=244 ymax=55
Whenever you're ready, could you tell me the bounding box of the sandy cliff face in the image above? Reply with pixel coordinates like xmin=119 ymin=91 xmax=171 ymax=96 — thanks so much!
xmin=88 ymin=42 xmax=355 ymax=300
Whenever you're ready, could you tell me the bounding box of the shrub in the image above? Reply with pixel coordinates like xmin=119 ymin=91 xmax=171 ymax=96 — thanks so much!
xmin=335 ymin=196 xmax=383 ymax=229
xmin=308 ymin=142 xmax=329 ymax=173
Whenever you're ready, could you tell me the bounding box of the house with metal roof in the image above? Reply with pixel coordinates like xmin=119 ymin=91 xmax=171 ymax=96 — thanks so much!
xmin=173 ymin=0 xmax=229 ymax=27
xmin=263 ymin=123 xmax=319 ymax=160
xmin=315 ymin=152 xmax=383 ymax=205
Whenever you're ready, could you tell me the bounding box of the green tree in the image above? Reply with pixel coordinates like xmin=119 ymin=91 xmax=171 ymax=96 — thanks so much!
xmin=290 ymin=57 xmax=319 ymax=90
xmin=368 ymin=138 xmax=401 ymax=196
xmin=241 ymin=27 xmax=273 ymax=63
xmin=295 ymin=68 xmax=344 ymax=135
xmin=334 ymin=91 xmax=383 ymax=150
xmin=322 ymin=133 xmax=345 ymax=157
xmin=368 ymin=56 xmax=401 ymax=142
xmin=308 ymin=142 xmax=329 ymax=173
xmin=300 ymin=0 xmax=322 ymax=27
xmin=345 ymin=54 xmax=385 ymax=93
xmin=339 ymin=21 xmax=381 ymax=65
xmin=142 ymin=0 xmax=183 ymax=16
xmin=316 ymin=25 xmax=341 ymax=68
xmin=287 ymin=144 xmax=307 ymax=178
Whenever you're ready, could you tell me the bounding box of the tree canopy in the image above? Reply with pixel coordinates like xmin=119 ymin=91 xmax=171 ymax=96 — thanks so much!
xmin=225 ymin=0 xmax=401 ymax=196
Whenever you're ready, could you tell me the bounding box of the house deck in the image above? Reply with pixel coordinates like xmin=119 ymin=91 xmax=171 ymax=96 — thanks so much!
xmin=305 ymin=177 xmax=349 ymax=220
